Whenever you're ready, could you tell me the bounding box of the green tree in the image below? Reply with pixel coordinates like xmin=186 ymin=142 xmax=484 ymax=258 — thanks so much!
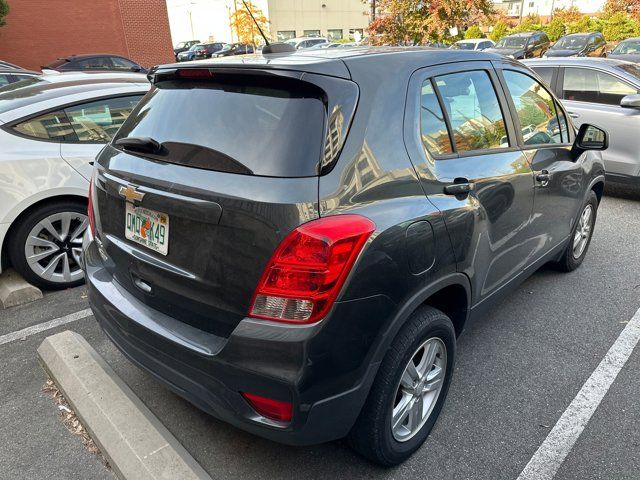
xmin=568 ymin=15 xmax=599 ymax=34
xmin=602 ymin=12 xmax=639 ymax=41
xmin=545 ymin=17 xmax=565 ymax=41
xmin=0 ymin=0 xmax=9 ymax=27
xmin=465 ymin=25 xmax=485 ymax=39
xmin=489 ymin=21 xmax=509 ymax=42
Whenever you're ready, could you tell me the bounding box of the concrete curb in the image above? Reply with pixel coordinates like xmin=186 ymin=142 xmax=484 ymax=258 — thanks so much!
xmin=0 ymin=269 xmax=42 ymax=309
xmin=38 ymin=330 xmax=212 ymax=480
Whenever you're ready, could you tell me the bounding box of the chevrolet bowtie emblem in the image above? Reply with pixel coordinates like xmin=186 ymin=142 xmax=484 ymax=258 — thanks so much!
xmin=119 ymin=185 xmax=145 ymax=203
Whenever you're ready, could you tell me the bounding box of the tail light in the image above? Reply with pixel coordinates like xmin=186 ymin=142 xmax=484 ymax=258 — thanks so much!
xmin=87 ymin=177 xmax=96 ymax=236
xmin=248 ymin=215 xmax=375 ymax=324
xmin=241 ymin=392 xmax=292 ymax=422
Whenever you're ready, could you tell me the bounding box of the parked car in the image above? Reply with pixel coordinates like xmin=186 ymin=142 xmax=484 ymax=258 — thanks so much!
xmin=450 ymin=39 xmax=495 ymax=51
xmin=85 ymin=48 xmax=607 ymax=466
xmin=426 ymin=41 xmax=448 ymax=48
xmin=0 ymin=67 xmax=39 ymax=87
xmin=176 ymin=43 xmax=203 ymax=62
xmin=0 ymin=72 xmax=149 ymax=289
xmin=607 ymin=37 xmax=640 ymax=63
xmin=0 ymin=60 xmax=23 ymax=69
xmin=485 ymin=31 xmax=550 ymax=59
xmin=543 ymin=32 xmax=606 ymax=58
xmin=174 ymin=40 xmax=201 ymax=58
xmin=193 ymin=42 xmax=227 ymax=59
xmin=214 ymin=43 xmax=254 ymax=57
xmin=285 ymin=36 xmax=329 ymax=49
xmin=525 ymin=57 xmax=640 ymax=185
xmin=43 ymin=54 xmax=147 ymax=73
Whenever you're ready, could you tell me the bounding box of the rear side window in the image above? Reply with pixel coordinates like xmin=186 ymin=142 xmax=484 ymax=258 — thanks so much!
xmin=503 ymin=70 xmax=563 ymax=146
xmin=64 ymin=95 xmax=143 ymax=142
xmin=563 ymin=67 xmax=638 ymax=105
xmin=433 ymin=70 xmax=508 ymax=152
xmin=13 ymin=111 xmax=76 ymax=141
xmin=114 ymin=76 xmax=326 ymax=177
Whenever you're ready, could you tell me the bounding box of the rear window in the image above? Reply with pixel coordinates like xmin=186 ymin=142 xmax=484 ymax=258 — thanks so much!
xmin=114 ymin=75 xmax=327 ymax=177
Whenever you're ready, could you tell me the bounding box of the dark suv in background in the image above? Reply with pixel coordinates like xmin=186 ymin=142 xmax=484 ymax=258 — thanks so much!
xmin=544 ymin=32 xmax=607 ymax=57
xmin=486 ymin=31 xmax=550 ymax=59
xmin=84 ymin=49 xmax=606 ymax=466
xmin=43 ymin=54 xmax=146 ymax=73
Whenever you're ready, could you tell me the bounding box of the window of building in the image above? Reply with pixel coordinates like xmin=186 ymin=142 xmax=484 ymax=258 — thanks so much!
xmin=503 ymin=70 xmax=563 ymax=146
xmin=433 ymin=70 xmax=508 ymax=152
xmin=64 ymin=95 xmax=143 ymax=142
xmin=303 ymin=30 xmax=320 ymax=37
xmin=563 ymin=67 xmax=638 ymax=106
xmin=349 ymin=28 xmax=364 ymax=40
xmin=328 ymin=29 xmax=343 ymax=40
xmin=277 ymin=31 xmax=296 ymax=41
xmin=419 ymin=79 xmax=453 ymax=156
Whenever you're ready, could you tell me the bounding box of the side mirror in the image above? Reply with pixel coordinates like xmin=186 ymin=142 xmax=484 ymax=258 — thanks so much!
xmin=620 ymin=93 xmax=640 ymax=108
xmin=130 ymin=66 xmax=142 ymax=72
xmin=574 ymin=124 xmax=608 ymax=153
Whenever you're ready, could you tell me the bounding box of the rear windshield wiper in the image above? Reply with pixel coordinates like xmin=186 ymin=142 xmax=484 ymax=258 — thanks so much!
xmin=115 ymin=136 xmax=162 ymax=154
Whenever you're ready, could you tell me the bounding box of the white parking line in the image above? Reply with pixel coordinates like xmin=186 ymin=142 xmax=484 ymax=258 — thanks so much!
xmin=0 ymin=308 xmax=93 ymax=346
xmin=517 ymin=305 xmax=640 ymax=480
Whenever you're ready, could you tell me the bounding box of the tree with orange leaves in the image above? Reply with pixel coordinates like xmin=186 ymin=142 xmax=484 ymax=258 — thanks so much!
xmin=367 ymin=0 xmax=494 ymax=45
xmin=229 ymin=1 xmax=269 ymax=46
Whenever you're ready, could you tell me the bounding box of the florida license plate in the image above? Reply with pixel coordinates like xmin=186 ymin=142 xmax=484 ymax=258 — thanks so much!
xmin=125 ymin=203 xmax=169 ymax=255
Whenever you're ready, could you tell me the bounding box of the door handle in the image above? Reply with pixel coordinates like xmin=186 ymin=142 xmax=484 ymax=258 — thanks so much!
xmin=536 ymin=170 xmax=550 ymax=186
xmin=443 ymin=178 xmax=475 ymax=196
xmin=568 ymin=112 xmax=580 ymax=119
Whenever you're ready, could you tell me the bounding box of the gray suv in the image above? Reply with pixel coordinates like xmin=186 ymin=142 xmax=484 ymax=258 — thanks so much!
xmin=84 ymin=49 xmax=606 ymax=466
xmin=525 ymin=57 xmax=640 ymax=185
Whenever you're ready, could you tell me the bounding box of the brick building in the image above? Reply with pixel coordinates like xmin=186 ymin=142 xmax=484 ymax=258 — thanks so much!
xmin=0 ymin=0 xmax=175 ymax=71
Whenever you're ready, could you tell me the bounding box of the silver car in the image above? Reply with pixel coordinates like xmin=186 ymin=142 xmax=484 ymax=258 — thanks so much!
xmin=0 ymin=72 xmax=149 ymax=289
xmin=525 ymin=58 xmax=640 ymax=184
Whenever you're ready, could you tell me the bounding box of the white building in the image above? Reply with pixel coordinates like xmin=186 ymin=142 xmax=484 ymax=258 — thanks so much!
xmin=497 ymin=0 xmax=606 ymax=19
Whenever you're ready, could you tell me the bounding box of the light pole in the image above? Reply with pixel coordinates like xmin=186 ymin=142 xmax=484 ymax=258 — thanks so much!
xmin=187 ymin=1 xmax=197 ymax=40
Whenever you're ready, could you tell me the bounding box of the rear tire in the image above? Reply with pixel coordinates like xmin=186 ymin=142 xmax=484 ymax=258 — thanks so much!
xmin=348 ymin=306 xmax=456 ymax=466
xmin=553 ymin=190 xmax=598 ymax=272
xmin=8 ymin=200 xmax=88 ymax=290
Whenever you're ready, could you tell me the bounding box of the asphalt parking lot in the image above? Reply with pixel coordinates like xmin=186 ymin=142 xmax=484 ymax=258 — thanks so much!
xmin=1 ymin=186 xmax=639 ymax=480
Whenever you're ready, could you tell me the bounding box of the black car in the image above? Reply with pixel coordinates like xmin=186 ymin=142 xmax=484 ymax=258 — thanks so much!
xmin=174 ymin=40 xmax=201 ymax=57
xmin=0 ymin=67 xmax=39 ymax=88
xmin=215 ymin=43 xmax=255 ymax=57
xmin=608 ymin=37 xmax=640 ymax=63
xmin=544 ymin=32 xmax=607 ymax=58
xmin=193 ymin=42 xmax=226 ymax=59
xmin=84 ymin=49 xmax=606 ymax=466
xmin=486 ymin=31 xmax=550 ymax=59
xmin=43 ymin=54 xmax=147 ymax=73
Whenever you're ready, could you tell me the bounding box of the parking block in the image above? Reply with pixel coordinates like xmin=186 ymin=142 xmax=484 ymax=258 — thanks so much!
xmin=37 ymin=330 xmax=212 ymax=480
xmin=0 ymin=269 xmax=42 ymax=309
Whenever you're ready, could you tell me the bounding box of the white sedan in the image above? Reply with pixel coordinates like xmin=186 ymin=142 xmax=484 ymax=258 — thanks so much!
xmin=0 ymin=72 xmax=149 ymax=289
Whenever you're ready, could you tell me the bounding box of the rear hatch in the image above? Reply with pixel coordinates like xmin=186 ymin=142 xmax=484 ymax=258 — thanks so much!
xmin=93 ymin=64 xmax=358 ymax=337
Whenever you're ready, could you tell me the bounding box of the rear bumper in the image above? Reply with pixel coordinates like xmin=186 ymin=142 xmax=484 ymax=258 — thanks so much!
xmin=83 ymin=236 xmax=394 ymax=445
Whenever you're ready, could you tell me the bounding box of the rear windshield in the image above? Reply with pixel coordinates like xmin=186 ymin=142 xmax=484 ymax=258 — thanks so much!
xmin=113 ymin=75 xmax=326 ymax=177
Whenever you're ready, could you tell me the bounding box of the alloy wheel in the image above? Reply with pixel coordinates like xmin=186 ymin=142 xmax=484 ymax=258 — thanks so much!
xmin=391 ymin=337 xmax=447 ymax=442
xmin=24 ymin=212 xmax=88 ymax=285
xmin=572 ymin=204 xmax=593 ymax=259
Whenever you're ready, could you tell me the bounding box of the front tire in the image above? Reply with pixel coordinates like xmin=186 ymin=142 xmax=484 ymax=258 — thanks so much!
xmin=348 ymin=306 xmax=456 ymax=466
xmin=9 ymin=200 xmax=88 ymax=290
xmin=553 ymin=190 xmax=598 ymax=272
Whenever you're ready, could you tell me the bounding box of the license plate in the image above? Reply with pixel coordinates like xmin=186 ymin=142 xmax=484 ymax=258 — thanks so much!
xmin=125 ymin=203 xmax=169 ymax=255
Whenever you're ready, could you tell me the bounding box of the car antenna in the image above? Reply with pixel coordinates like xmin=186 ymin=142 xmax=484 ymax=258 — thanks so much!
xmin=240 ymin=0 xmax=295 ymax=54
